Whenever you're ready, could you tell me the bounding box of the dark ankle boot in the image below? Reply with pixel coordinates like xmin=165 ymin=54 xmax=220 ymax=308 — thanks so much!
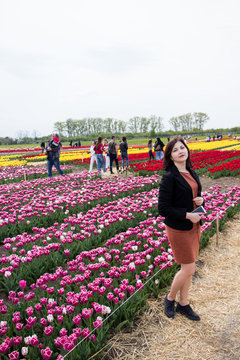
xmin=176 ymin=303 xmax=200 ymax=321
xmin=164 ymin=295 xmax=175 ymax=318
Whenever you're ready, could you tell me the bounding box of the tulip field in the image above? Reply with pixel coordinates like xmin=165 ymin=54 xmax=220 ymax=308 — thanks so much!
xmin=0 ymin=139 xmax=240 ymax=359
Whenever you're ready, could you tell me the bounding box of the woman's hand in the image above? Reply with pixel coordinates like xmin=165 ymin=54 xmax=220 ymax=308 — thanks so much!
xmin=186 ymin=212 xmax=202 ymax=223
xmin=193 ymin=197 xmax=204 ymax=206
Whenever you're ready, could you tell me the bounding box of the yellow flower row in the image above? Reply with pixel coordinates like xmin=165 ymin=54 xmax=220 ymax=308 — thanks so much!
xmin=187 ymin=139 xmax=240 ymax=151
xmin=220 ymin=142 xmax=240 ymax=151
xmin=27 ymin=146 xmax=151 ymax=164
xmin=0 ymin=159 xmax=27 ymax=167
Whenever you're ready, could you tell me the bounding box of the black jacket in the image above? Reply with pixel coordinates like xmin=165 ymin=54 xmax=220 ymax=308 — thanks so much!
xmin=46 ymin=140 xmax=61 ymax=161
xmin=158 ymin=165 xmax=203 ymax=230
xmin=154 ymin=140 xmax=165 ymax=151
xmin=120 ymin=141 xmax=128 ymax=155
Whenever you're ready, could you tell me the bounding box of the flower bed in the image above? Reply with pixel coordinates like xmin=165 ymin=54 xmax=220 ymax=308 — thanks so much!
xmin=0 ymin=166 xmax=73 ymax=184
xmin=129 ymin=150 xmax=240 ymax=176
xmin=208 ymin=158 xmax=240 ymax=178
xmin=0 ymin=184 xmax=239 ymax=359
xmin=0 ymin=174 xmax=159 ymax=241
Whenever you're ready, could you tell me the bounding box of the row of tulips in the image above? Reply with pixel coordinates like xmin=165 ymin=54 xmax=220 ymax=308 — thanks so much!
xmin=61 ymin=151 xmax=154 ymax=167
xmin=0 ymin=184 xmax=239 ymax=359
xmin=0 ymin=186 xmax=160 ymax=290
xmin=0 ymin=166 xmax=73 ymax=184
xmin=208 ymin=158 xmax=240 ymax=178
xmin=0 ymin=173 xmax=159 ymax=241
xmin=129 ymin=150 xmax=240 ymax=175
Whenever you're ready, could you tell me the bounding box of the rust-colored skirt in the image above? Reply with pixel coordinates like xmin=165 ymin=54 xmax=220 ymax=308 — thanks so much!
xmin=166 ymin=223 xmax=201 ymax=264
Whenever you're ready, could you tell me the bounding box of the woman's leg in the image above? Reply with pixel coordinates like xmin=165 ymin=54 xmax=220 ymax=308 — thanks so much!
xmin=110 ymin=154 xmax=114 ymax=173
xmin=167 ymin=262 xmax=195 ymax=301
xmin=101 ymin=154 xmax=106 ymax=172
xmin=179 ymin=275 xmax=192 ymax=306
xmin=96 ymin=155 xmax=101 ymax=172
xmin=89 ymin=156 xmax=94 ymax=171
xmin=126 ymin=154 xmax=129 ymax=167
xmin=121 ymin=155 xmax=125 ymax=168
xmin=115 ymin=155 xmax=119 ymax=171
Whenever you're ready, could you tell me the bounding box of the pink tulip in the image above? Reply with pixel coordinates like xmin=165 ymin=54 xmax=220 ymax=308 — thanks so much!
xmin=41 ymin=347 xmax=53 ymax=360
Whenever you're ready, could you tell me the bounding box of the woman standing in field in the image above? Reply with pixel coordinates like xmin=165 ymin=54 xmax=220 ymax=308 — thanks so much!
xmin=120 ymin=136 xmax=129 ymax=170
xmin=94 ymin=137 xmax=106 ymax=173
xmin=148 ymin=139 xmax=155 ymax=161
xmin=89 ymin=140 xmax=97 ymax=172
xmin=154 ymin=137 xmax=165 ymax=160
xmin=158 ymin=137 xmax=204 ymax=321
xmin=103 ymin=138 xmax=110 ymax=171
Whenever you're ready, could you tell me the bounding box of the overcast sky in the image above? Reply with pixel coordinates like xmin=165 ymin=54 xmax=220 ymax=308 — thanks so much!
xmin=0 ymin=0 xmax=239 ymax=137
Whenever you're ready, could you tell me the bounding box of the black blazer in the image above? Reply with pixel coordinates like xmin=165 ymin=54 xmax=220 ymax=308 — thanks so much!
xmin=158 ymin=165 xmax=203 ymax=230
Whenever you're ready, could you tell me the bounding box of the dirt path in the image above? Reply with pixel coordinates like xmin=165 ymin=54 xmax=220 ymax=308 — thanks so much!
xmin=103 ymin=213 xmax=240 ymax=360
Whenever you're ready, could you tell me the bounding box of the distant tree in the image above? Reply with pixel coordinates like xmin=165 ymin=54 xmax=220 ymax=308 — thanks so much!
xmin=128 ymin=116 xmax=140 ymax=133
xmin=118 ymin=120 xmax=127 ymax=133
xmin=54 ymin=121 xmax=66 ymax=137
xmin=179 ymin=113 xmax=193 ymax=131
xmin=155 ymin=116 xmax=164 ymax=132
xmin=169 ymin=116 xmax=181 ymax=131
xmin=193 ymin=112 xmax=209 ymax=131
xmin=65 ymin=118 xmax=75 ymax=137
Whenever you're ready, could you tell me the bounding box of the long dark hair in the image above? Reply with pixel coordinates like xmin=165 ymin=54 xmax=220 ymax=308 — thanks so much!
xmin=96 ymin=136 xmax=102 ymax=150
xmin=163 ymin=136 xmax=192 ymax=171
xmin=148 ymin=139 xmax=152 ymax=146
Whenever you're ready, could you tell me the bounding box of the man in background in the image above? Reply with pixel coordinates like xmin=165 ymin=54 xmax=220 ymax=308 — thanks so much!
xmin=45 ymin=133 xmax=64 ymax=178
xmin=108 ymin=135 xmax=119 ymax=174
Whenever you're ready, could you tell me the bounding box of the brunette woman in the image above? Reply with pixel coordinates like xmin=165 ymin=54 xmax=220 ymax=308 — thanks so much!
xmin=148 ymin=139 xmax=154 ymax=161
xmin=158 ymin=137 xmax=204 ymax=321
xmin=94 ymin=137 xmax=106 ymax=173
xmin=154 ymin=137 xmax=165 ymax=160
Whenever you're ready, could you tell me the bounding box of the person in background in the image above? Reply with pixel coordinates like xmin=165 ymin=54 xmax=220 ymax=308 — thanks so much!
xmin=78 ymin=140 xmax=81 ymax=147
xmin=45 ymin=133 xmax=64 ymax=178
xmin=89 ymin=140 xmax=97 ymax=172
xmin=120 ymin=136 xmax=129 ymax=170
xmin=94 ymin=137 xmax=106 ymax=174
xmin=103 ymin=138 xmax=110 ymax=171
xmin=108 ymin=135 xmax=119 ymax=174
xmin=158 ymin=137 xmax=204 ymax=321
xmin=154 ymin=137 xmax=165 ymax=160
xmin=69 ymin=140 xmax=73 ymax=147
xmin=40 ymin=141 xmax=45 ymax=154
xmin=212 ymin=135 xmax=215 ymax=141
xmin=148 ymin=139 xmax=155 ymax=161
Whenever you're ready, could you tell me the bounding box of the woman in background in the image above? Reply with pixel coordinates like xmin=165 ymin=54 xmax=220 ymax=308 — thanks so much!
xmin=148 ymin=139 xmax=154 ymax=161
xmin=154 ymin=137 xmax=165 ymax=160
xmin=120 ymin=136 xmax=129 ymax=170
xmin=89 ymin=140 xmax=97 ymax=172
xmin=103 ymin=138 xmax=110 ymax=171
xmin=94 ymin=137 xmax=106 ymax=173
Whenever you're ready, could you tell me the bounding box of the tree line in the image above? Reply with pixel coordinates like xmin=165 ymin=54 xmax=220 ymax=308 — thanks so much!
xmin=54 ymin=112 xmax=209 ymax=138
